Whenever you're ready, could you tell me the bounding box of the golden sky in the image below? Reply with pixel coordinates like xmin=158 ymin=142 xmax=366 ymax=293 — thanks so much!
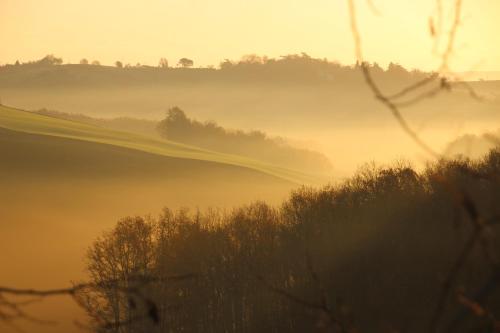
xmin=0 ymin=0 xmax=499 ymax=71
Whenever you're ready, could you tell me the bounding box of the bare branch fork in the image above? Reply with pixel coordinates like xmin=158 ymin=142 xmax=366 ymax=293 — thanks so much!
xmin=0 ymin=273 xmax=196 ymax=328
xmin=346 ymin=1 xmax=498 ymax=332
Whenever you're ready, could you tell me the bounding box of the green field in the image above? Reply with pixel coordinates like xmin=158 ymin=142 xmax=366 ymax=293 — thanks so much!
xmin=0 ymin=104 xmax=301 ymax=333
xmin=0 ymin=105 xmax=319 ymax=184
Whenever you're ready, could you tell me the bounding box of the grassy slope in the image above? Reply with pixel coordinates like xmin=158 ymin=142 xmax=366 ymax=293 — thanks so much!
xmin=0 ymin=105 xmax=318 ymax=184
xmin=0 ymin=114 xmax=297 ymax=333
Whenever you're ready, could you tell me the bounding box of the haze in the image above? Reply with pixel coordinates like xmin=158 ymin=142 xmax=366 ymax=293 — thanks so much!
xmin=1 ymin=1 xmax=500 ymax=333
xmin=1 ymin=0 xmax=500 ymax=71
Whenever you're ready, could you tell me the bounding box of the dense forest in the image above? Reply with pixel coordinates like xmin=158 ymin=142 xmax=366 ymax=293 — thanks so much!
xmin=75 ymin=150 xmax=500 ymax=333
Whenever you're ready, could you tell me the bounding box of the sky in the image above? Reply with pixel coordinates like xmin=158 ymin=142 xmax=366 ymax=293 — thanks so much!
xmin=0 ymin=0 xmax=499 ymax=71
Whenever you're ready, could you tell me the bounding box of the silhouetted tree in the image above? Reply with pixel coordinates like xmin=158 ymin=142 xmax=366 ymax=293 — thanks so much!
xmin=156 ymin=107 xmax=333 ymax=175
xmin=387 ymin=62 xmax=408 ymax=76
xmin=36 ymin=54 xmax=63 ymax=66
xmin=77 ymin=151 xmax=500 ymax=332
xmin=115 ymin=61 xmax=123 ymax=68
xmin=80 ymin=216 xmax=156 ymax=332
xmin=219 ymin=59 xmax=234 ymax=70
xmin=158 ymin=58 xmax=169 ymax=68
xmin=240 ymin=54 xmax=264 ymax=64
xmin=177 ymin=58 xmax=194 ymax=68
xmin=80 ymin=58 xmax=89 ymax=65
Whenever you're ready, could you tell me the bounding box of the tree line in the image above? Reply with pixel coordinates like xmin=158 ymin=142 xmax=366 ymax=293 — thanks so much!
xmin=77 ymin=150 xmax=500 ymax=333
xmin=1 ymin=53 xmax=427 ymax=79
xmin=157 ymin=107 xmax=333 ymax=176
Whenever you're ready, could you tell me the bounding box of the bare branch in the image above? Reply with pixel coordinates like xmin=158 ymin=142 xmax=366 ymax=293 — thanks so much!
xmin=347 ymin=0 xmax=440 ymax=158
xmin=0 ymin=273 xmax=196 ymax=328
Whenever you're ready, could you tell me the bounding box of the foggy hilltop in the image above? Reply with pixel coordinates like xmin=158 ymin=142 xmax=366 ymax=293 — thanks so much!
xmin=1 ymin=54 xmax=499 ymax=175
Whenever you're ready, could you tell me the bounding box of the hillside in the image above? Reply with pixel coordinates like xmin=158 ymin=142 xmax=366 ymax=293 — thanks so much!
xmin=1 ymin=58 xmax=499 ymax=174
xmin=0 ymin=105 xmax=318 ymax=184
xmin=2 ymin=57 xmax=498 ymax=130
xmin=30 ymin=107 xmax=334 ymax=177
xmin=0 ymin=104 xmax=299 ymax=333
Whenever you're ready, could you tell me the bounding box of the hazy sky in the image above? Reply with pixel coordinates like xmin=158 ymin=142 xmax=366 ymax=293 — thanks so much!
xmin=1 ymin=0 xmax=499 ymax=71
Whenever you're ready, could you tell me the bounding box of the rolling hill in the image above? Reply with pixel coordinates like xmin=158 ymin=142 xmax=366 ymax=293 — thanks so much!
xmin=0 ymin=104 xmax=319 ymax=184
xmin=0 ymin=103 xmax=303 ymax=333
xmin=2 ymin=61 xmax=499 ymax=175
